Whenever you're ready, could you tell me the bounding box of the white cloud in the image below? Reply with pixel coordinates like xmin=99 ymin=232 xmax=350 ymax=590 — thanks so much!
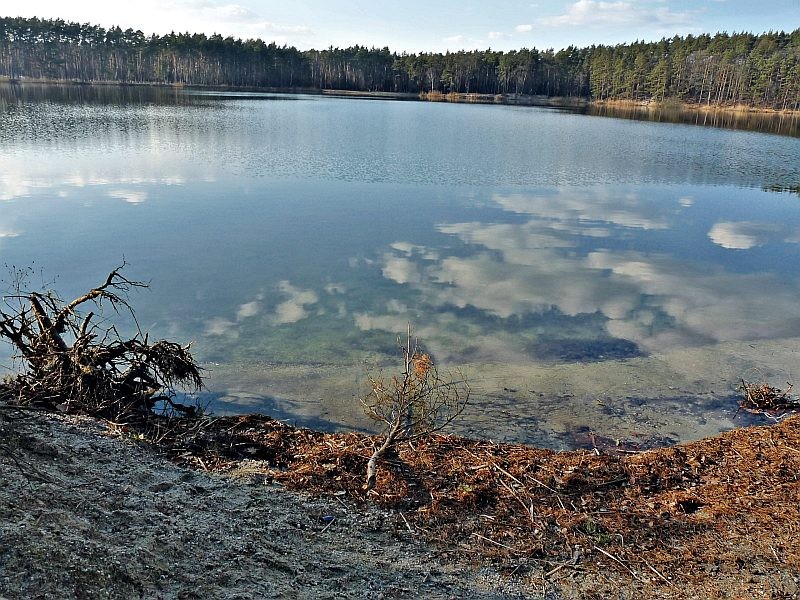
xmin=587 ymin=250 xmax=800 ymax=344
xmin=441 ymin=34 xmax=488 ymax=49
xmin=515 ymin=24 xmax=533 ymax=33
xmin=370 ymin=210 xmax=800 ymax=356
xmin=438 ymin=222 xmax=576 ymax=267
xmin=204 ymin=317 xmax=239 ymax=338
xmin=488 ymin=31 xmax=510 ymax=40
xmin=540 ymin=0 xmax=694 ymax=28
xmin=8 ymin=0 xmax=313 ymax=46
xmin=390 ymin=241 xmax=419 ymax=255
xmin=386 ymin=299 xmax=408 ymax=313
xmin=214 ymin=3 xmax=255 ymax=20
xmin=382 ymin=255 xmax=423 ymax=285
xmin=440 ymin=34 xmax=485 ymax=49
xmin=254 ymin=22 xmax=312 ymax=35
xmin=442 ymin=34 xmax=466 ymax=45
xmin=273 ymin=301 xmax=307 ymax=324
xmin=708 ymin=221 xmax=770 ymax=250
xmin=0 ymin=156 xmax=187 ymax=202
xmin=354 ymin=312 xmax=409 ymax=333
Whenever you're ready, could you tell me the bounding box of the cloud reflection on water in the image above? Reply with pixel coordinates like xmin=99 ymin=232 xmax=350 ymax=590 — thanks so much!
xmin=493 ymin=188 xmax=677 ymax=230
xmin=272 ymin=281 xmax=319 ymax=325
xmin=708 ymin=220 xmax=800 ymax=250
xmin=204 ymin=280 xmax=320 ymax=339
xmin=364 ymin=187 xmax=800 ymax=359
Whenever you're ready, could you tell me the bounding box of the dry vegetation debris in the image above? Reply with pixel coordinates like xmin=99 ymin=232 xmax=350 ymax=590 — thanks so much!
xmin=148 ymin=411 xmax=800 ymax=594
xmin=738 ymin=379 xmax=800 ymax=414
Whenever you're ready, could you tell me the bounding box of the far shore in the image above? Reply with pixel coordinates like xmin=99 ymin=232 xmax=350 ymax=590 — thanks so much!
xmin=2 ymin=76 xmax=798 ymax=121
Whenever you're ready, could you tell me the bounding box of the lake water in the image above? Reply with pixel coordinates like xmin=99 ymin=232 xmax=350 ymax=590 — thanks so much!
xmin=1 ymin=83 xmax=799 ymax=449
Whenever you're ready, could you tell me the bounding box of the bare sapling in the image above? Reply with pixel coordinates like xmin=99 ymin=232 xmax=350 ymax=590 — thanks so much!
xmin=361 ymin=325 xmax=469 ymax=491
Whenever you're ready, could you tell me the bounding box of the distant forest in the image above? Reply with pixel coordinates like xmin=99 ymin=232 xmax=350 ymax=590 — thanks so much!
xmin=1 ymin=16 xmax=799 ymax=110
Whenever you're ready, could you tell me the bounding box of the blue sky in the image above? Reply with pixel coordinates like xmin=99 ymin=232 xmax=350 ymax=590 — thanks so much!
xmin=4 ymin=0 xmax=799 ymax=52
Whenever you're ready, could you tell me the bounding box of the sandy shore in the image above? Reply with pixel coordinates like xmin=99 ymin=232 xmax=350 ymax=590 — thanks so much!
xmin=2 ymin=404 xmax=800 ymax=599
xmin=0 ymin=407 xmax=540 ymax=599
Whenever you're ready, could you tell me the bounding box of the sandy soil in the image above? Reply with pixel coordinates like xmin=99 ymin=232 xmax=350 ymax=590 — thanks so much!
xmin=1 ymin=405 xmax=799 ymax=599
xmin=0 ymin=407 xmax=540 ymax=599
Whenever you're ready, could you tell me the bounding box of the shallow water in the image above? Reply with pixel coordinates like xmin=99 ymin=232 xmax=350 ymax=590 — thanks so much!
xmin=1 ymin=84 xmax=799 ymax=448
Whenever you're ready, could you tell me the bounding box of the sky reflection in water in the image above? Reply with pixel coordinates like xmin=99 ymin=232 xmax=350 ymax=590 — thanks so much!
xmin=1 ymin=85 xmax=799 ymax=448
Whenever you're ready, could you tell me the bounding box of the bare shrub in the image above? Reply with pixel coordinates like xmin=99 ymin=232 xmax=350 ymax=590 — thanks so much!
xmin=362 ymin=325 xmax=469 ymax=491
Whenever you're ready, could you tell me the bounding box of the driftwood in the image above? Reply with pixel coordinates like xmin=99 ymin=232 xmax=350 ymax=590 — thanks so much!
xmin=0 ymin=265 xmax=202 ymax=420
xmin=737 ymin=379 xmax=799 ymax=415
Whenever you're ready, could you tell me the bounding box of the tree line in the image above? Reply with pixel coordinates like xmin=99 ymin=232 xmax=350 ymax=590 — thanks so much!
xmin=1 ymin=16 xmax=798 ymax=110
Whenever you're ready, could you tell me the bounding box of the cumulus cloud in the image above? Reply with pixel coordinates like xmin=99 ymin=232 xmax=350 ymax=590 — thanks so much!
xmin=427 ymin=250 xmax=633 ymax=319
xmin=488 ymin=31 xmax=510 ymax=40
xmin=0 ymin=164 xmax=187 ymax=202
xmin=442 ymin=34 xmax=486 ymax=49
xmin=255 ymin=22 xmax=312 ymax=34
xmin=368 ymin=209 xmax=800 ymax=356
xmin=161 ymin=1 xmax=313 ymax=35
xmin=354 ymin=312 xmax=409 ymax=333
xmin=442 ymin=34 xmax=467 ymax=45
xmin=441 ymin=34 xmax=487 ymax=49
xmin=0 ymin=171 xmax=38 ymax=201
xmin=198 ymin=3 xmax=256 ymax=21
xmin=439 ymin=222 xmax=576 ymax=258
xmin=515 ymin=24 xmax=533 ymax=33
xmin=587 ymin=249 xmax=800 ymax=345
xmin=205 ymin=283 xmax=318 ymax=337
xmin=204 ymin=317 xmax=239 ymax=338
xmin=390 ymin=242 xmax=418 ymax=255
xmin=382 ymin=255 xmax=423 ymax=285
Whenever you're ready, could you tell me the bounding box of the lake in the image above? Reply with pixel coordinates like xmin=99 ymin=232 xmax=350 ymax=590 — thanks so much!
xmin=1 ymin=83 xmax=799 ymax=449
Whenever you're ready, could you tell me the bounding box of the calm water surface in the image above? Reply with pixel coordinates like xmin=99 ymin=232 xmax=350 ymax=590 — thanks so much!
xmin=1 ymin=84 xmax=799 ymax=448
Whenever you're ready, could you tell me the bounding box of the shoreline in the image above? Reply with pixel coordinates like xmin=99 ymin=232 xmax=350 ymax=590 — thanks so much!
xmin=2 ymin=404 xmax=799 ymax=598
xmin=591 ymin=97 xmax=800 ymax=118
xmin=3 ymin=76 xmax=798 ymax=120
